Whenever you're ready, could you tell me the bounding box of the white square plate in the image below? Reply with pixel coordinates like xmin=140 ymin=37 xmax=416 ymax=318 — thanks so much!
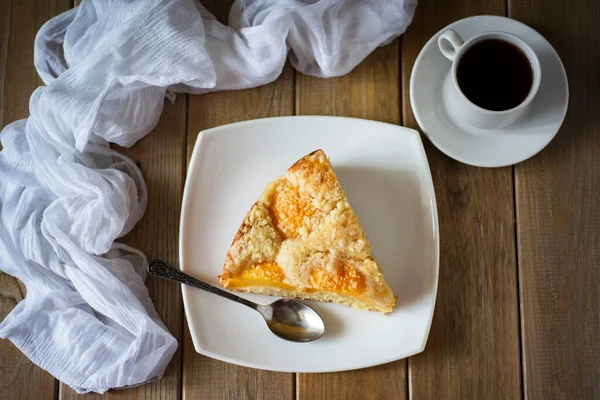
xmin=180 ymin=116 xmax=439 ymax=372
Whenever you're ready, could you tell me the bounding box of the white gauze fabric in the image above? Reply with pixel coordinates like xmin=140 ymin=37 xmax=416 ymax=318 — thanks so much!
xmin=0 ymin=0 xmax=417 ymax=394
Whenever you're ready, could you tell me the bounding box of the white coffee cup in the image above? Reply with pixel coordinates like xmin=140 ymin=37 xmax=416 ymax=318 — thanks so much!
xmin=437 ymin=29 xmax=541 ymax=130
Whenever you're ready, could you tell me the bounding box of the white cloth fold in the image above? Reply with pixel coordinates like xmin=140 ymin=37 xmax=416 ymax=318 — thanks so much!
xmin=0 ymin=0 xmax=416 ymax=393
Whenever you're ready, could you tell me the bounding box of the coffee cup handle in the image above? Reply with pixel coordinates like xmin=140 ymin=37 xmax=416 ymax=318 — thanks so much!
xmin=438 ymin=29 xmax=464 ymax=61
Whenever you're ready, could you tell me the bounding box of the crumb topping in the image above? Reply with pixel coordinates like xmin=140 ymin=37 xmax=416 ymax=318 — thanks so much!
xmin=220 ymin=149 xmax=395 ymax=311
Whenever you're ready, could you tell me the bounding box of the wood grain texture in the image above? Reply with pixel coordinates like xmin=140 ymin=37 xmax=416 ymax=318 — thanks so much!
xmin=511 ymin=0 xmax=600 ymax=398
xmin=295 ymin=42 xmax=400 ymax=124
xmin=59 ymin=0 xmax=187 ymax=397
xmin=59 ymin=95 xmax=187 ymax=400
xmin=64 ymin=5 xmax=187 ymax=400
xmin=401 ymin=1 xmax=522 ymax=399
xmin=5 ymin=1 xmax=600 ymax=400
xmin=295 ymin=42 xmax=407 ymax=400
xmin=0 ymin=1 xmax=71 ymax=399
xmin=183 ymin=70 xmax=295 ymax=400
xmin=182 ymin=4 xmax=295 ymax=399
xmin=49 ymin=4 xmax=185 ymax=400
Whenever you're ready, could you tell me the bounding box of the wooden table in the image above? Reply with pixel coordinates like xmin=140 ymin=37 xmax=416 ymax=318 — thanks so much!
xmin=1 ymin=0 xmax=599 ymax=399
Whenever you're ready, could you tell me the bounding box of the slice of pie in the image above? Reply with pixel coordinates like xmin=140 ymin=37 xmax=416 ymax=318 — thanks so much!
xmin=219 ymin=149 xmax=396 ymax=314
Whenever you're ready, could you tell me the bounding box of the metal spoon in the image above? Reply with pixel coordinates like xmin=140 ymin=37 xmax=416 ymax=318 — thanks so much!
xmin=147 ymin=259 xmax=325 ymax=342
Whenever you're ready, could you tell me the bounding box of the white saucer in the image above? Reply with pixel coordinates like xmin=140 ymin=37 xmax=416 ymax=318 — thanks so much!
xmin=410 ymin=16 xmax=569 ymax=167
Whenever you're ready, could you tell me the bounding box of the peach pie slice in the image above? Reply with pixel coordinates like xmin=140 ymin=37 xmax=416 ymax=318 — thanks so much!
xmin=219 ymin=150 xmax=396 ymax=313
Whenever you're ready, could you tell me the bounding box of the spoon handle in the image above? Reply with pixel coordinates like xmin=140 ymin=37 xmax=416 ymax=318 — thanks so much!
xmin=147 ymin=259 xmax=258 ymax=310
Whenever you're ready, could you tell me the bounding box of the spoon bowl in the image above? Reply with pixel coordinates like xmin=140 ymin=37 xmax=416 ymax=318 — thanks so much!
xmin=147 ymin=259 xmax=325 ymax=343
xmin=258 ymin=299 xmax=324 ymax=342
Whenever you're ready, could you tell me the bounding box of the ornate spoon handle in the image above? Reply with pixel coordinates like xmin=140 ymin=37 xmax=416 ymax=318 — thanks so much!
xmin=147 ymin=259 xmax=257 ymax=310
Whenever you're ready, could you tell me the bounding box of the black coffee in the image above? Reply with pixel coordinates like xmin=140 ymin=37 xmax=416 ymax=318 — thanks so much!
xmin=457 ymin=39 xmax=533 ymax=111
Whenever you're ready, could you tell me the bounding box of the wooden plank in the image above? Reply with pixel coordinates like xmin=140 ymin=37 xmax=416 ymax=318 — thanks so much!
xmin=295 ymin=42 xmax=401 ymax=124
xmin=58 ymin=0 xmax=187 ymax=398
xmin=181 ymin=4 xmax=295 ymax=400
xmin=59 ymin=95 xmax=187 ymax=400
xmin=0 ymin=1 xmax=71 ymax=400
xmin=510 ymin=0 xmax=600 ymax=398
xmin=52 ymin=5 xmax=184 ymax=400
xmin=295 ymin=41 xmax=407 ymax=400
xmin=400 ymin=1 xmax=522 ymax=399
xmin=183 ymin=67 xmax=295 ymax=400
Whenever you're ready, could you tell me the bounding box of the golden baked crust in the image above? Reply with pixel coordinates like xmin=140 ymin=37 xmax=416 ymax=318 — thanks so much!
xmin=219 ymin=149 xmax=396 ymax=314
